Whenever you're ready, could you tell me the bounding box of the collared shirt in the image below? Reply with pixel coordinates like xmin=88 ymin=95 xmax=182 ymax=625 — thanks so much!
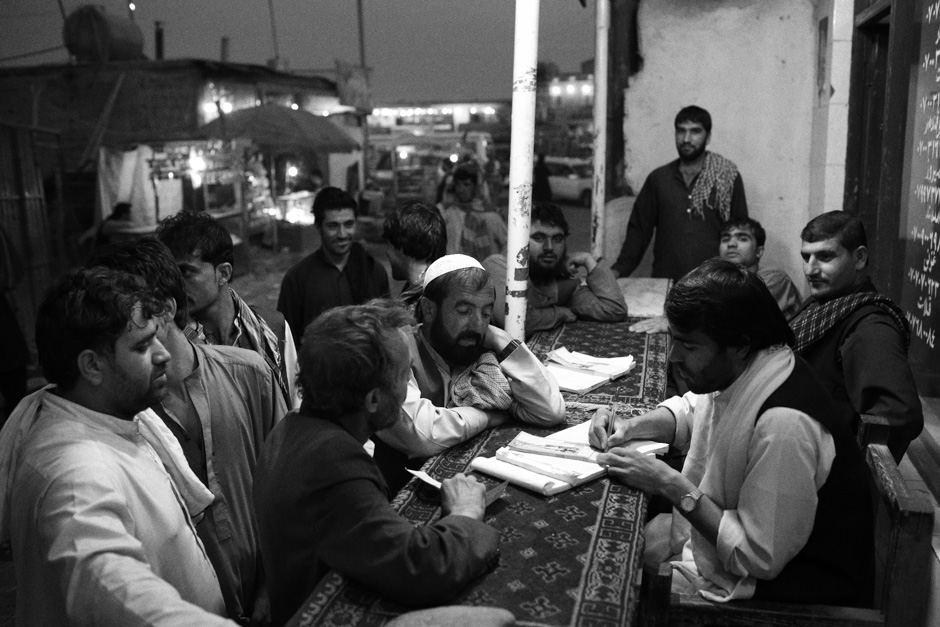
xmin=277 ymin=243 xmax=389 ymax=344
xmin=227 ymin=289 xmax=301 ymax=409
xmin=9 ymin=393 xmax=233 ymax=626
xmin=612 ymin=157 xmax=748 ymax=280
xmin=154 ymin=343 xmax=287 ymax=621
xmin=376 ymin=327 xmax=565 ymax=458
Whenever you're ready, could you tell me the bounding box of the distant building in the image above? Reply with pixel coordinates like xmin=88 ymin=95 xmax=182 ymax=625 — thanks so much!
xmin=0 ymin=59 xmax=348 ymax=171
xmin=368 ymin=100 xmax=510 ymax=135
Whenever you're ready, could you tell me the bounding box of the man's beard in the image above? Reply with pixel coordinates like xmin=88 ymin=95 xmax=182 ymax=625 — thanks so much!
xmin=429 ymin=315 xmax=484 ymax=367
xmin=529 ymin=252 xmax=566 ymax=282
xmin=678 ymin=142 xmax=706 ymax=163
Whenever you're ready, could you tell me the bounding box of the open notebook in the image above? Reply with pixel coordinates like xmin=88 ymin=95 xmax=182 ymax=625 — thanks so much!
xmin=470 ymin=419 xmax=667 ymax=496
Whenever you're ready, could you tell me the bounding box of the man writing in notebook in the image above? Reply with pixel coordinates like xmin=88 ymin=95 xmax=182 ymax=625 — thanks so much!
xmin=589 ymin=258 xmax=873 ymax=606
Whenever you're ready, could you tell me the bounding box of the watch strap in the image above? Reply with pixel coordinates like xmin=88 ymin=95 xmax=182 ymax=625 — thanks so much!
xmin=496 ymin=339 xmax=522 ymax=363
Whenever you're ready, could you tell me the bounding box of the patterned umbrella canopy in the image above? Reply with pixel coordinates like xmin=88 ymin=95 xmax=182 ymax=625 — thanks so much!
xmin=198 ymin=104 xmax=359 ymax=155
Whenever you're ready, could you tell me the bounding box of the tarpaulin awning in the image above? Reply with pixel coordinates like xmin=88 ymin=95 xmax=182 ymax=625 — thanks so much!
xmin=198 ymin=103 xmax=359 ymax=155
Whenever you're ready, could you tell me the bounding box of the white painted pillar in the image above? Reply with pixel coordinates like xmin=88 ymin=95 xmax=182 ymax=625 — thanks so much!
xmin=591 ymin=0 xmax=609 ymax=259
xmin=504 ymin=0 xmax=540 ymax=340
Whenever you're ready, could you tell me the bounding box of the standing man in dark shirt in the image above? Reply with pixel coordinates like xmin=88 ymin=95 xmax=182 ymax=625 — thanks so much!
xmin=612 ymin=105 xmax=748 ymax=280
xmin=790 ymin=211 xmax=922 ymax=462
xmin=277 ymin=187 xmax=389 ymax=343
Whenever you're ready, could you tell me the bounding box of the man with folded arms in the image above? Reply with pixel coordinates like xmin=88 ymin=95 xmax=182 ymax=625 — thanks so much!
xmin=590 ymin=259 xmax=873 ymax=606
xmin=254 ymin=302 xmax=499 ymax=625
xmin=484 ymin=202 xmax=629 ymax=337
xmin=0 ymin=268 xmax=235 ymax=625
xmin=373 ymin=254 xmax=566 ymax=493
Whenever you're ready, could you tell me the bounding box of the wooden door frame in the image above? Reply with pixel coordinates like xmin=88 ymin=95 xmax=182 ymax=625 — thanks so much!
xmin=844 ymin=0 xmax=917 ymax=301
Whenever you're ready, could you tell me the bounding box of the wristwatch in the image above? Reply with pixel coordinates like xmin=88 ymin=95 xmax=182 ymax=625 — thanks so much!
xmin=678 ymin=488 xmax=704 ymax=514
xmin=496 ymin=339 xmax=522 ymax=363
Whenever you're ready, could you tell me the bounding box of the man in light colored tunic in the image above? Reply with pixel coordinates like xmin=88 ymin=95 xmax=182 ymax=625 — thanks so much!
xmin=590 ymin=259 xmax=873 ymax=606
xmin=90 ymin=238 xmax=287 ymax=624
xmin=0 ymin=268 xmax=235 ymax=625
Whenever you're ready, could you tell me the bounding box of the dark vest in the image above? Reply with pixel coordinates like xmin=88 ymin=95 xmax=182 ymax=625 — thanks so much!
xmin=752 ymin=357 xmax=874 ymax=608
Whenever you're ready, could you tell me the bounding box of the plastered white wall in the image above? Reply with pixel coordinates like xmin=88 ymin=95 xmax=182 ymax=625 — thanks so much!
xmin=622 ymin=0 xmax=817 ymax=290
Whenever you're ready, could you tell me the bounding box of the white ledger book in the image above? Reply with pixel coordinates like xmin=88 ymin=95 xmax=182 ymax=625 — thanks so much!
xmin=470 ymin=420 xmax=667 ymax=496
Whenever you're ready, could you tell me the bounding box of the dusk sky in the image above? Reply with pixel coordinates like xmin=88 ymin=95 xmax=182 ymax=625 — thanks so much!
xmin=0 ymin=0 xmax=596 ymax=102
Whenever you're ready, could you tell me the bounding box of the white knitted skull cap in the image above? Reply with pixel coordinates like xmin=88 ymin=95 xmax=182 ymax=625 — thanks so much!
xmin=422 ymin=254 xmax=485 ymax=290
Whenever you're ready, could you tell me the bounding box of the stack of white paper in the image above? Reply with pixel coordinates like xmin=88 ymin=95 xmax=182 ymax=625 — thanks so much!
xmin=545 ymin=348 xmax=636 ymax=394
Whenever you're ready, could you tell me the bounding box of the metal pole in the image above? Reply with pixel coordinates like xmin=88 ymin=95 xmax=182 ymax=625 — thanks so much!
xmin=357 ymin=0 xmax=370 ymax=189
xmin=591 ymin=0 xmax=609 ymax=259
xmin=504 ymin=0 xmax=540 ymax=340
xmin=356 ymin=0 xmax=367 ymax=70
xmin=267 ymin=0 xmax=281 ymax=62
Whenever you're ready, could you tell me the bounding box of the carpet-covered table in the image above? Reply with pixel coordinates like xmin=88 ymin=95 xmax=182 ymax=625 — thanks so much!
xmin=287 ymin=319 xmax=669 ymax=627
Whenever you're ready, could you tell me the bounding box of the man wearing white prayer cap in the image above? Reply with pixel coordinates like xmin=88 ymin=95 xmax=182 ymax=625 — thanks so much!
xmin=373 ymin=254 xmax=566 ymax=493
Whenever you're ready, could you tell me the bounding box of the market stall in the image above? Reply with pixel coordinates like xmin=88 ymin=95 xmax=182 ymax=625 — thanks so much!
xmin=96 ymin=138 xmax=277 ymax=267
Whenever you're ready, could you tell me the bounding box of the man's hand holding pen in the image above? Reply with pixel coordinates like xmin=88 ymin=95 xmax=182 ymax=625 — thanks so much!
xmin=588 ymin=406 xmax=625 ymax=451
xmin=588 ymin=405 xmax=680 ymax=498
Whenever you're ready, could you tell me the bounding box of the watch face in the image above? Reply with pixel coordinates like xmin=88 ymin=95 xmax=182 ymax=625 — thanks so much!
xmin=680 ymin=495 xmax=694 ymax=513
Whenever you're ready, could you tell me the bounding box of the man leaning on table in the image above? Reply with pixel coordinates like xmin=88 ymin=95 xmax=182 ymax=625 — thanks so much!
xmin=590 ymin=258 xmax=873 ymax=606
xmin=484 ymin=201 xmax=629 ymax=338
xmin=253 ymin=302 xmax=499 ymax=626
xmin=372 ymin=254 xmax=566 ymax=493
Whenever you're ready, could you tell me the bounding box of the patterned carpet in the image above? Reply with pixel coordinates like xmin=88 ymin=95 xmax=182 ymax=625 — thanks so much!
xmin=290 ymin=319 xmax=668 ymax=627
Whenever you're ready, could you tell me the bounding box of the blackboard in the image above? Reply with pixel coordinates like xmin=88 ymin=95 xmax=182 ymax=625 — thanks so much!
xmin=899 ymin=0 xmax=940 ymax=394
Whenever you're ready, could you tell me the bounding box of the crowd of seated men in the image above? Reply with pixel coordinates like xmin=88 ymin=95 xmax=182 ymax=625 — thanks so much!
xmin=0 ymin=120 xmax=923 ymax=625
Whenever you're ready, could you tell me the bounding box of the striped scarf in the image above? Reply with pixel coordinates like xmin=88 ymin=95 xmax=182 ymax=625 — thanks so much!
xmin=690 ymin=152 xmax=738 ymax=222
xmin=791 ymin=289 xmax=910 ymax=353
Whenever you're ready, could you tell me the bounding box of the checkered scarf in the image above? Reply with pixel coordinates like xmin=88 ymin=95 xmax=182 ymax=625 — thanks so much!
xmin=450 ymin=351 xmax=513 ymax=411
xmin=791 ymin=289 xmax=910 ymax=353
xmin=690 ymin=152 xmax=738 ymax=222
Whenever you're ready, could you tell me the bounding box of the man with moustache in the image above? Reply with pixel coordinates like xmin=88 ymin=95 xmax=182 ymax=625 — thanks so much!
xmin=590 ymin=259 xmax=873 ymax=607
xmin=791 ymin=211 xmax=922 ymax=462
xmin=89 ymin=238 xmax=287 ymax=624
xmin=372 ymin=254 xmax=566 ymax=493
xmin=253 ymin=302 xmax=500 ymax=624
xmin=484 ymin=202 xmax=629 ymax=337
xmin=611 ymin=105 xmax=748 ymax=281
xmin=278 ymin=187 xmax=389 ymax=344
xmin=0 ymin=268 xmax=236 ymax=625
